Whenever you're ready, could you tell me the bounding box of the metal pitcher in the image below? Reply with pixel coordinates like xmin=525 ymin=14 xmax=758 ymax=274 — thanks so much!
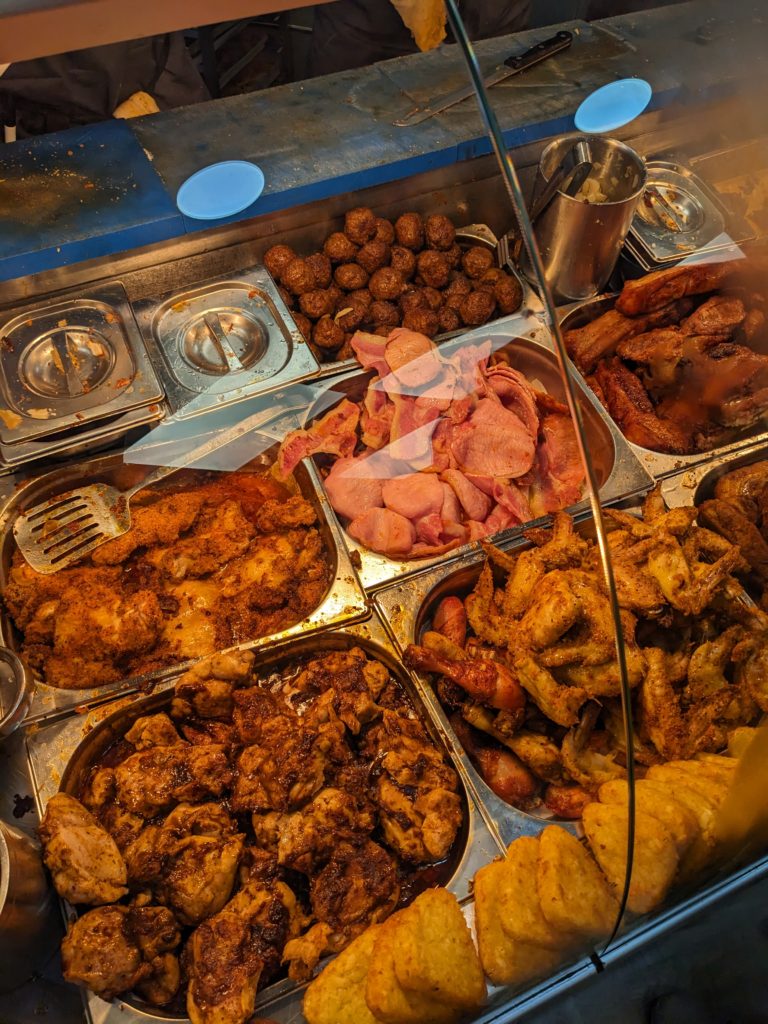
xmin=525 ymin=134 xmax=646 ymax=302
xmin=0 ymin=819 xmax=56 ymax=992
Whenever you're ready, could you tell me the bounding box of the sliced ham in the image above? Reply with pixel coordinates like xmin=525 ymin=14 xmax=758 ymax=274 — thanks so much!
xmin=347 ymin=507 xmax=415 ymax=558
xmin=441 ymin=468 xmax=491 ymax=522
xmin=484 ymin=502 xmax=521 ymax=537
xmin=491 ymin=480 xmax=531 ymax=524
xmin=447 ymin=340 xmax=492 ymax=398
xmin=388 ymin=394 xmax=441 ymax=462
xmin=429 ymin=419 xmax=453 ymax=473
xmin=411 ymin=538 xmax=465 ymax=557
xmin=529 ymin=413 xmax=585 ymax=516
xmin=439 ymin=483 xmax=466 ymax=540
xmin=361 ymin=386 xmax=394 ymax=450
xmin=444 ymin=394 xmax=473 ymax=425
xmin=351 ymin=331 xmax=389 ymax=376
xmin=382 ymin=472 xmax=443 ymax=521
xmin=484 ymin=364 xmax=539 ymax=438
xmin=384 ymin=328 xmax=442 ymax=389
xmin=450 ymin=398 xmax=536 ymax=478
xmin=277 ymin=399 xmax=360 ymax=477
xmin=324 ymin=455 xmax=383 ymax=523
xmin=415 ymin=512 xmax=443 ymax=547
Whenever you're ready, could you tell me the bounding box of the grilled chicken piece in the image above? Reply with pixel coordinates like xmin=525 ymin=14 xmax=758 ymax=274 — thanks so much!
xmin=594 ymin=358 xmax=693 ymax=453
xmin=90 ymin=491 xmax=207 ymax=566
xmin=564 ymin=298 xmax=693 ymax=375
xmin=125 ymin=713 xmax=184 ymax=750
xmin=309 ymin=839 xmax=399 ymax=942
xmin=292 ymin=647 xmax=388 ymax=734
xmin=276 ymin=787 xmax=375 ymax=874
xmin=172 ymin=650 xmax=254 ymax=721
xmin=62 ymin=905 xmax=180 ymax=1004
xmin=231 ymin=718 xmax=329 ymax=813
xmin=124 ymin=803 xmax=244 ymax=926
xmin=512 ymin=653 xmax=587 ymax=728
xmin=39 ymin=793 xmax=128 ymax=905
xmin=698 ymin=499 xmax=768 ymax=583
xmin=615 ymin=258 xmax=741 ymax=316
xmin=254 ymin=494 xmax=318 ymax=532
xmin=186 ymin=880 xmax=300 ymax=1024
xmin=113 ymin=744 xmax=231 ymax=817
xmin=405 ymin=643 xmax=525 ymax=715
xmin=145 ymin=500 xmax=255 ymax=581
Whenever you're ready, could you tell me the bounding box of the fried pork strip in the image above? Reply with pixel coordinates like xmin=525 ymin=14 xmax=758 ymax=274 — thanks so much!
xmin=615 ymin=259 xmax=741 ymax=316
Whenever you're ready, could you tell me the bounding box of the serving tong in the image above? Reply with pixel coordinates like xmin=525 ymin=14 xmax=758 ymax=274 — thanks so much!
xmin=13 ymin=400 xmax=305 ymax=574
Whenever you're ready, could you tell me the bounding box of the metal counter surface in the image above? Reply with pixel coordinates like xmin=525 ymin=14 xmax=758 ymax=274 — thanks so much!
xmin=0 ymin=0 xmax=766 ymax=281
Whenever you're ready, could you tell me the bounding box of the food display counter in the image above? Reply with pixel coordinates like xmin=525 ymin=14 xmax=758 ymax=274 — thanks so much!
xmin=2 ymin=1 xmax=768 ymax=1023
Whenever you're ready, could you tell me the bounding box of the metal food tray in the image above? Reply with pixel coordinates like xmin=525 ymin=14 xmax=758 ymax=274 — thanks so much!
xmin=0 ymin=447 xmax=369 ymax=728
xmin=132 ymin=267 xmax=320 ymax=420
xmin=25 ymin=613 xmax=510 ymax=1024
xmin=309 ymin=313 xmax=651 ymax=592
xmin=660 ymin=438 xmax=768 ymax=509
xmin=558 ymin=294 xmax=768 ymax=480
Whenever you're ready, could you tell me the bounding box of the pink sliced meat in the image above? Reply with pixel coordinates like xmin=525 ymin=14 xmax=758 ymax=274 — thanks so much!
xmin=529 ymin=413 xmax=585 ymax=516
xmin=442 ymin=468 xmax=491 ymax=522
xmin=351 ymin=331 xmax=389 ymax=376
xmin=491 ymin=480 xmax=531 ymax=524
xmin=448 ymin=340 xmax=492 ymax=398
xmin=382 ymin=472 xmax=443 ymax=521
xmin=347 ymin=507 xmax=416 ymax=557
xmin=429 ymin=420 xmax=453 ymax=473
xmin=484 ymin=502 xmax=521 ymax=537
xmin=465 ymin=474 xmax=495 ymax=496
xmin=439 ymin=483 xmax=466 ymax=540
xmin=277 ymin=399 xmax=360 ymax=477
xmin=388 ymin=393 xmax=441 ymax=462
xmin=445 ymin=394 xmax=473 ymax=425
xmin=384 ymin=328 xmax=442 ymax=389
xmin=450 ymin=398 xmax=536 ymax=478
xmin=484 ymin=364 xmax=539 ymax=438
xmin=361 ymin=387 xmax=394 ymax=450
xmin=324 ymin=455 xmax=383 ymax=523
xmin=415 ymin=512 xmax=443 ymax=547
xmin=411 ymin=538 xmax=465 ymax=558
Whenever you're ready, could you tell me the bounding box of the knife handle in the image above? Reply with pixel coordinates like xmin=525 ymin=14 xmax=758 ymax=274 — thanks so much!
xmin=504 ymin=29 xmax=573 ymax=71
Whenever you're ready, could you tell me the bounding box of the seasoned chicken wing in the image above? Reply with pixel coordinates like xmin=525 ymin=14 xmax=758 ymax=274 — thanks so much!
xmin=39 ymin=793 xmax=128 ymax=905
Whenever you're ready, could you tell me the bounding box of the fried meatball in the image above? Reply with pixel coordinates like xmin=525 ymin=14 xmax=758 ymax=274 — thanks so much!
xmin=462 ymin=246 xmax=495 ymax=280
xmin=416 ymin=250 xmax=451 ymax=289
xmin=495 ymin=275 xmax=524 ymax=315
xmin=390 ymin=245 xmax=417 ymax=280
xmin=403 ymin=308 xmax=439 ymax=337
xmin=264 ymin=244 xmax=296 ymax=279
xmin=299 ymin=288 xmax=336 ymax=320
xmin=337 ymin=339 xmax=356 ymax=360
xmin=480 ymin=267 xmax=507 ymax=287
xmin=369 ymin=300 xmax=400 ymax=327
xmin=372 ymin=325 xmax=393 ymax=338
xmin=334 ymin=263 xmax=369 ymax=291
xmin=356 ymin=240 xmax=391 ymax=274
xmin=313 ymin=316 xmax=345 ymax=351
xmin=327 ymin=284 xmax=344 ymax=309
xmin=460 ymin=289 xmax=496 ymax=326
xmin=324 ymin=232 xmax=358 ymax=263
xmin=335 ymin=299 xmax=367 ymax=332
xmin=444 ymin=274 xmax=472 ymax=311
xmin=400 ymin=287 xmax=429 ymax=314
xmin=344 ymin=207 xmax=378 ymax=245
xmin=281 ymin=258 xmax=317 ymax=296
xmin=445 ymin=243 xmax=462 ymax=269
xmin=438 ymin=307 xmax=461 ymax=333
xmin=421 ymin=286 xmax=443 ymax=312
xmin=346 ymin=288 xmax=372 ymax=312
xmin=292 ymin=311 xmax=312 ymax=342
xmin=394 ymin=212 xmax=425 ymax=251
xmin=425 ymin=214 xmax=456 ymax=251
xmin=369 ymin=267 xmax=405 ymax=301
xmin=305 ymin=252 xmax=332 ymax=289
xmin=277 ymin=285 xmax=295 ymax=310
xmin=374 ymin=217 xmax=396 ymax=245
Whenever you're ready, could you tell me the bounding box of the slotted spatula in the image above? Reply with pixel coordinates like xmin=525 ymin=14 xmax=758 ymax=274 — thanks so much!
xmin=13 ymin=401 xmax=305 ymax=574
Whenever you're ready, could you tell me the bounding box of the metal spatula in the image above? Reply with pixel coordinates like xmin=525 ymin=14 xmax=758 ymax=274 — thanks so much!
xmin=13 ymin=400 xmax=305 ymax=574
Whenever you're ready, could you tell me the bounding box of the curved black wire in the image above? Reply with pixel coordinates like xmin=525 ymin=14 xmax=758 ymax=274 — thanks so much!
xmin=443 ymin=0 xmax=636 ymax=952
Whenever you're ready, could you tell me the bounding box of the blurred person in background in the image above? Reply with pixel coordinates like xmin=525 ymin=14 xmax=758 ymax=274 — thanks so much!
xmin=309 ymin=0 xmax=532 ymax=76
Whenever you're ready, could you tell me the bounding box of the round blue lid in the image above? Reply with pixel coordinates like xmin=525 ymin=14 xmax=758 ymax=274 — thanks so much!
xmin=574 ymin=78 xmax=652 ymax=134
xmin=176 ymin=160 xmax=265 ymax=220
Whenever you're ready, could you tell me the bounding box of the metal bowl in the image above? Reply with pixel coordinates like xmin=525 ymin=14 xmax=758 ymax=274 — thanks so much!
xmin=0 ymin=648 xmax=29 ymax=739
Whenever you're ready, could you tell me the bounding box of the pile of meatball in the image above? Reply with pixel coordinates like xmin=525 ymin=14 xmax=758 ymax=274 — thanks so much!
xmin=263 ymin=206 xmax=524 ymax=363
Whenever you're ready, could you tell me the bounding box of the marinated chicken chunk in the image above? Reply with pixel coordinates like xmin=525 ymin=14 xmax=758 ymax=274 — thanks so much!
xmin=310 ymin=839 xmax=399 ymax=941
xmin=113 ymin=744 xmax=231 ymax=817
xmin=61 ymin=905 xmax=181 ymax=1004
xmin=276 ymin=787 xmax=375 ymax=873
xmin=39 ymin=793 xmax=128 ymax=905
xmin=5 ymin=471 xmax=332 ymax=689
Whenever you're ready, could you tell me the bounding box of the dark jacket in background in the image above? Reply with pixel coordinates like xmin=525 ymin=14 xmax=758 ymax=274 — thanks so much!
xmin=309 ymin=0 xmax=532 ymax=77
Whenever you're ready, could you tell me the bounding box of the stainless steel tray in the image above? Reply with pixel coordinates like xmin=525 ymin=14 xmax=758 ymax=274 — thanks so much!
xmin=308 ymin=313 xmax=651 ymax=591
xmin=0 ymin=447 xmax=368 ymax=727
xmin=25 ymin=613 xmax=504 ymax=1024
xmin=558 ymin=294 xmax=768 ymax=480
xmin=132 ymin=267 xmax=319 ymax=420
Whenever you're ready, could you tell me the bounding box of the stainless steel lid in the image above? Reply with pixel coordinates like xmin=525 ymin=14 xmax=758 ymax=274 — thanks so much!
xmin=627 ymin=160 xmax=751 ymax=267
xmin=0 ymin=283 xmax=164 ymax=446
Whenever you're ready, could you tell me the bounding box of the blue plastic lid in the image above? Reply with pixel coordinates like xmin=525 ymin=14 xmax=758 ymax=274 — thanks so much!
xmin=176 ymin=160 xmax=265 ymax=220
xmin=574 ymin=79 xmax=652 ymax=134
